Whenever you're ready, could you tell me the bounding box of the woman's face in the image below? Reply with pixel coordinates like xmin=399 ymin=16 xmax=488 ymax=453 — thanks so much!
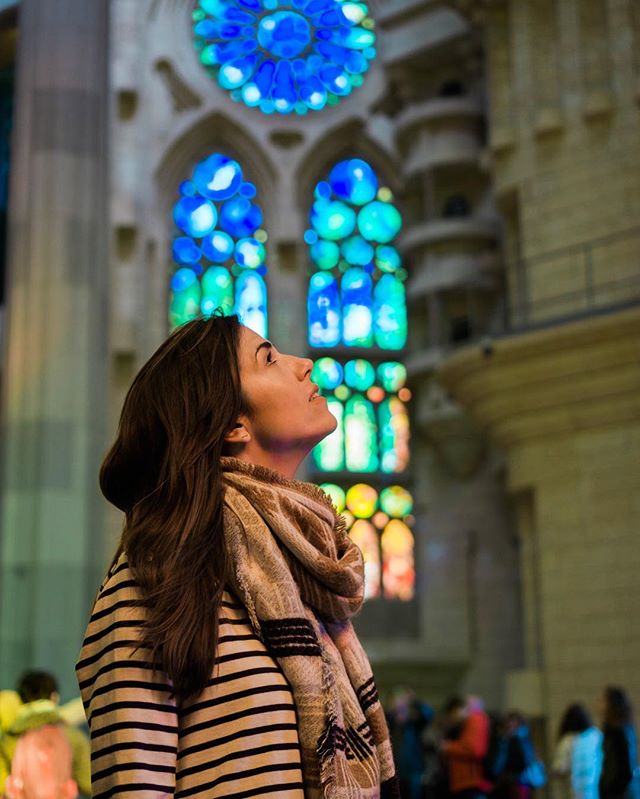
xmin=232 ymin=326 xmax=337 ymax=458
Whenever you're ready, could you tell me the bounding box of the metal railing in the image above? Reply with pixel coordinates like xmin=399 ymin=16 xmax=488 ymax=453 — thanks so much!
xmin=506 ymin=226 xmax=640 ymax=332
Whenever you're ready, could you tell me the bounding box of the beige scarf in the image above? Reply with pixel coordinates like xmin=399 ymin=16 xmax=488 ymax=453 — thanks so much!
xmin=220 ymin=457 xmax=398 ymax=799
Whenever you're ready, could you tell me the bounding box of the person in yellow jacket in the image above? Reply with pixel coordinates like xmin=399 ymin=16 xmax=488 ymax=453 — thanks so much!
xmin=0 ymin=671 xmax=90 ymax=797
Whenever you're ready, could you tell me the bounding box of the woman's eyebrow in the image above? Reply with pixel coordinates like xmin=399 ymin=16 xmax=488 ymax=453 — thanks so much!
xmin=254 ymin=340 xmax=273 ymax=361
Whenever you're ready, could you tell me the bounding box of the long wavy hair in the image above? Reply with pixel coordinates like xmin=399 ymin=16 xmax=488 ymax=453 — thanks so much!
xmin=100 ymin=313 xmax=248 ymax=701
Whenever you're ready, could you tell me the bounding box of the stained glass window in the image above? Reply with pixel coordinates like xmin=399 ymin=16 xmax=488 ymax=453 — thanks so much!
xmin=306 ymin=158 xmax=407 ymax=350
xmin=169 ymin=153 xmax=268 ymax=334
xmin=309 ymin=159 xmax=415 ymax=602
xmin=192 ymin=0 xmax=376 ymax=115
xmin=310 ymin=358 xmax=410 ymax=475
xmin=320 ymin=482 xmax=414 ymax=600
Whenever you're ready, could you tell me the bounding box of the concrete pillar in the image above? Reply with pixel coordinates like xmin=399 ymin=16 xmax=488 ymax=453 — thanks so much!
xmin=0 ymin=0 xmax=109 ymax=698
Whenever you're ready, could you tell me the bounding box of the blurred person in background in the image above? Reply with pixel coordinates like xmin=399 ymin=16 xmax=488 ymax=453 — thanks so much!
xmin=440 ymin=695 xmax=491 ymax=799
xmin=4 ymin=724 xmax=78 ymax=799
xmin=0 ymin=692 xmax=22 ymax=735
xmin=491 ymin=712 xmax=545 ymax=799
xmin=386 ymin=687 xmax=435 ymax=799
xmin=0 ymin=671 xmax=90 ymax=797
xmin=598 ymin=686 xmax=639 ymax=799
xmin=552 ymin=703 xmax=603 ymax=799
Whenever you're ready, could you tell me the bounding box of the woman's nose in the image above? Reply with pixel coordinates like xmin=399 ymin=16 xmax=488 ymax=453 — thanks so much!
xmin=297 ymin=356 xmax=314 ymax=379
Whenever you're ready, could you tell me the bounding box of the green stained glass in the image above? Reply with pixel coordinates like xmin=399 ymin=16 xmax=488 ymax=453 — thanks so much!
xmin=320 ymin=483 xmax=346 ymax=513
xmin=169 ymin=282 xmax=202 ymax=328
xmin=379 ymin=486 xmax=413 ymax=518
xmin=345 ymin=395 xmax=378 ymax=472
xmin=374 ymin=275 xmax=407 ymax=350
xmin=313 ymin=397 xmax=344 ymax=471
xmin=312 ymin=357 xmax=344 ymax=390
xmin=201 ymin=266 xmax=233 ymax=317
xmin=377 ymin=361 xmax=407 ymax=392
xmin=344 ymin=359 xmax=376 ymax=391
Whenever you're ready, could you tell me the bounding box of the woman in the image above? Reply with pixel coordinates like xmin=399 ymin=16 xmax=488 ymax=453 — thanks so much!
xmin=491 ymin=711 xmax=545 ymax=799
xmin=76 ymin=314 xmax=398 ymax=799
xmin=552 ymin=703 xmax=602 ymax=799
xmin=599 ymin=687 xmax=639 ymax=799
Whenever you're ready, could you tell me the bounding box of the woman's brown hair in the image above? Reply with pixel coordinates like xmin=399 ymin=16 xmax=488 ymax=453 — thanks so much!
xmin=99 ymin=313 xmax=247 ymax=701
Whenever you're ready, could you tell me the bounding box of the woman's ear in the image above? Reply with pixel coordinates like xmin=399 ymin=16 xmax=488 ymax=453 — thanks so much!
xmin=224 ymin=420 xmax=252 ymax=445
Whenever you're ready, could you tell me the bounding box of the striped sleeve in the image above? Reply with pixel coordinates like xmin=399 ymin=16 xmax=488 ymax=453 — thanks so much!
xmin=76 ymin=559 xmax=178 ymax=799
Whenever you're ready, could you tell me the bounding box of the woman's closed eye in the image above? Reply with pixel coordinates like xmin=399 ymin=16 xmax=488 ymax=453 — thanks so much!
xmin=266 ymin=349 xmax=278 ymax=365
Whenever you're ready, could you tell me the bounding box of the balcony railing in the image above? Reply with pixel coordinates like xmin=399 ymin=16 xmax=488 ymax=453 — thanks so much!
xmin=507 ymin=226 xmax=640 ymax=332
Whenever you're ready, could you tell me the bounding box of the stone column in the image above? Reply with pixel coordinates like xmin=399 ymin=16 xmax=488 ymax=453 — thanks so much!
xmin=0 ymin=0 xmax=109 ymax=698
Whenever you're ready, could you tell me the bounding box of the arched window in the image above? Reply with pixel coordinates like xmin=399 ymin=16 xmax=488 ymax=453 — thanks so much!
xmin=169 ymin=153 xmax=268 ymax=335
xmin=305 ymin=158 xmax=406 ymax=350
xmin=306 ymin=158 xmax=415 ymax=601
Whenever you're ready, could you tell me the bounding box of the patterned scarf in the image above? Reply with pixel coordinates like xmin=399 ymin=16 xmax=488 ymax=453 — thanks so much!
xmin=220 ymin=457 xmax=399 ymax=799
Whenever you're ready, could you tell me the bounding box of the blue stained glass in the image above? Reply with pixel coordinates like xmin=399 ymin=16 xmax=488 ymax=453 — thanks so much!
xmin=194 ymin=20 xmax=242 ymax=39
xmin=319 ymin=64 xmax=351 ymax=96
xmin=235 ymin=270 xmax=267 ymax=337
xmin=171 ymin=267 xmax=197 ymax=293
xmin=315 ymin=181 xmax=332 ymax=200
xmin=180 ymin=180 xmax=197 ymax=196
xmin=358 ymin=200 xmax=402 ymax=243
xmin=173 ymin=237 xmax=202 ymax=265
xmin=329 ymin=159 xmax=378 ymax=206
xmin=171 ymin=151 xmax=267 ymax=332
xmin=308 ymin=272 xmax=341 ymax=347
xmin=235 ymin=237 xmax=266 ymax=268
xmin=345 ymin=50 xmax=368 ymax=74
xmin=193 ymin=154 xmax=244 ymax=201
xmin=374 ymin=275 xmax=407 ymax=350
xmin=272 ymin=60 xmax=297 ymax=111
xmin=315 ymin=41 xmax=351 ymax=66
xmin=255 ymin=59 xmax=276 ymax=95
xmin=312 ymin=357 xmax=344 ymax=389
xmin=342 ymin=267 xmax=373 ymax=346
xmin=305 ymin=0 xmax=336 ymax=17
xmin=202 ymin=230 xmax=235 ymax=263
xmin=300 ymin=76 xmax=327 ymax=110
xmin=194 ymin=0 xmax=376 ymax=114
xmin=173 ymin=196 xmax=217 ymax=237
xmin=220 ymin=54 xmax=258 ymax=88
xmin=258 ymin=11 xmax=311 ymax=58
xmin=219 ymin=196 xmax=263 ymax=237
xmin=342 ymin=235 xmax=374 ymax=266
xmin=304 ymin=230 xmax=319 ymax=245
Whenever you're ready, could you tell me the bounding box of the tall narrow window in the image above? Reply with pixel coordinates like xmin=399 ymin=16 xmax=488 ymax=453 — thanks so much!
xmin=307 ymin=158 xmax=415 ymax=601
xmin=169 ymin=153 xmax=268 ymax=335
